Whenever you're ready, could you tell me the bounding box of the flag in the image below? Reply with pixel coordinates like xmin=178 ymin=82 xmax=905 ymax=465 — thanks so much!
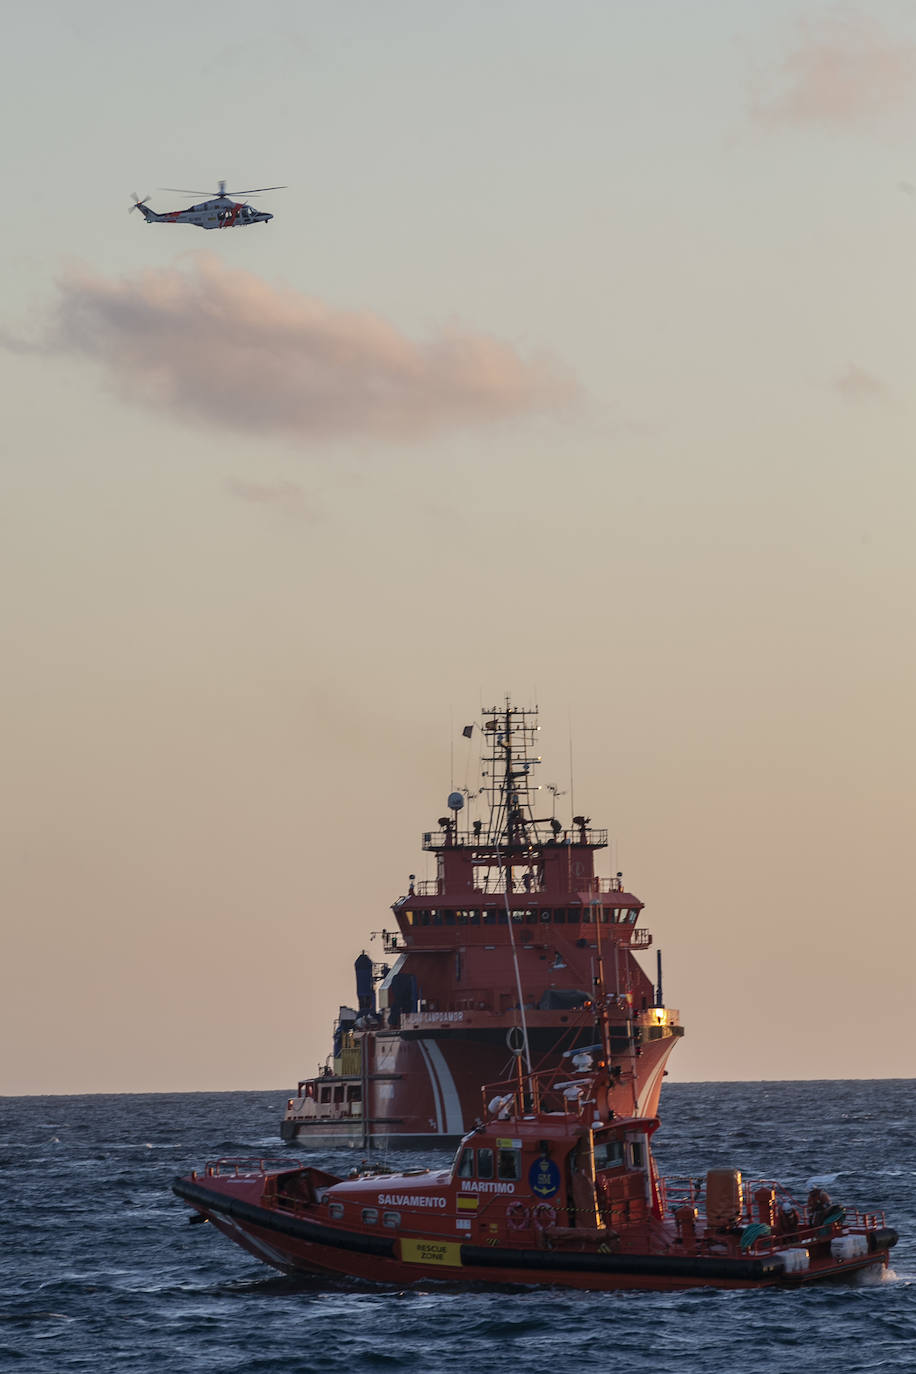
xmin=462 ymin=724 xmax=474 ymax=738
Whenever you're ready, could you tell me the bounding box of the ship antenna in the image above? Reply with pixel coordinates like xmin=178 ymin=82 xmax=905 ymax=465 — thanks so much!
xmin=568 ymin=711 xmax=575 ymax=824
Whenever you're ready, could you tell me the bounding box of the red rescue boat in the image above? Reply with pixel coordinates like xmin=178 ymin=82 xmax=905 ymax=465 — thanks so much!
xmin=177 ymin=1049 xmax=898 ymax=1291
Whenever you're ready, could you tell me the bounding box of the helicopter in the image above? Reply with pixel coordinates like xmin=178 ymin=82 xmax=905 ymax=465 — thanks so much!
xmin=129 ymin=180 xmax=284 ymax=229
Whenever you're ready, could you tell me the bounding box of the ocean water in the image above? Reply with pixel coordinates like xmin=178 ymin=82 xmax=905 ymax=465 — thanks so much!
xmin=1 ymin=1080 xmax=913 ymax=1373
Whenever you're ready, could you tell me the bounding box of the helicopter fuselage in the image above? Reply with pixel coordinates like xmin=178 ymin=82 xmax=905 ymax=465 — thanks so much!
xmin=135 ymin=196 xmax=272 ymax=229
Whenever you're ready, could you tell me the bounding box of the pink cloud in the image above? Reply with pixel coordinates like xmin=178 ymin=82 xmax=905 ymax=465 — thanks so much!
xmin=750 ymin=10 xmax=916 ymax=128
xmin=833 ymin=363 xmax=886 ymax=402
xmin=21 ymin=256 xmax=575 ymax=442
xmin=225 ymin=479 xmax=313 ymax=513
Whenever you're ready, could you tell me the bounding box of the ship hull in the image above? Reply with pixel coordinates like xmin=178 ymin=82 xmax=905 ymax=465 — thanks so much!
xmin=282 ymin=1021 xmax=681 ymax=1148
xmin=175 ymin=1176 xmax=895 ymax=1292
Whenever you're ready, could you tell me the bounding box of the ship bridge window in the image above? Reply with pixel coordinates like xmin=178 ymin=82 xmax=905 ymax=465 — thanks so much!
xmin=552 ymin=909 xmax=565 ymax=923
xmin=382 ymin=1211 xmax=401 ymax=1228
xmin=525 ymin=910 xmax=538 ymax=925
xmin=497 ymin=1148 xmax=521 ymax=1181
xmin=594 ymin=1139 xmax=624 ymax=1171
xmin=469 ymin=910 xmax=481 ymax=925
xmin=361 ymin=1207 xmax=379 ymax=1225
xmin=567 ymin=909 xmax=580 ymax=925
xmin=477 ymin=1148 xmax=494 ymax=1179
xmin=333 ymin=1085 xmax=345 ymax=1104
xmin=629 ymin=1140 xmax=645 ymax=1169
xmin=329 ymin=1202 xmax=344 ymax=1220
xmin=457 ymin=1148 xmax=474 ymax=1179
xmin=483 ymin=910 xmax=498 ymax=926
xmin=443 ymin=910 xmax=455 ymax=925
xmin=319 ymin=1087 xmax=331 ymax=1104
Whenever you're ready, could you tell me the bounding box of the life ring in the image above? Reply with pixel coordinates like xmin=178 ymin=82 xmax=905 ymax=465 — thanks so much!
xmin=533 ymin=1203 xmax=557 ymax=1230
xmin=506 ymin=1202 xmax=530 ymax=1230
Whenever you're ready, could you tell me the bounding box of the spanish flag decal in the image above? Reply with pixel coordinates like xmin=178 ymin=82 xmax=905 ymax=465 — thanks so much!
xmin=457 ymin=1195 xmax=479 ymax=1211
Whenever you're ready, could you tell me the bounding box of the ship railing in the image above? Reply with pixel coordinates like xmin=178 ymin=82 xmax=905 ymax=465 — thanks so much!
xmin=421 ymin=826 xmax=609 ymax=852
xmin=199 ymin=1157 xmax=299 ymax=1178
xmin=408 ymin=876 xmax=633 ymax=899
xmin=480 ymin=1067 xmax=599 ymax=1123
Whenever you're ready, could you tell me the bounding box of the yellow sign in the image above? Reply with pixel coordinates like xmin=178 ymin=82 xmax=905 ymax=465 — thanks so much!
xmin=400 ymin=1238 xmax=464 ymax=1267
xmin=457 ymin=1196 xmax=479 ymax=1211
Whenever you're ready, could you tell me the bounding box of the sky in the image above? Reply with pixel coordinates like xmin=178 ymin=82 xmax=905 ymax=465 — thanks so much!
xmin=1 ymin=1 xmax=914 ymax=1094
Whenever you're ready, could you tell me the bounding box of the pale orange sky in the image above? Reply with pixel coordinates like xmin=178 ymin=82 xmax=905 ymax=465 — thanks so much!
xmin=1 ymin=1 xmax=914 ymax=1093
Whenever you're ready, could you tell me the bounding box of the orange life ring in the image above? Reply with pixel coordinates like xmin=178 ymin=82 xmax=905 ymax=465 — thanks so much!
xmin=533 ymin=1203 xmax=557 ymax=1230
xmin=506 ymin=1202 xmax=530 ymax=1230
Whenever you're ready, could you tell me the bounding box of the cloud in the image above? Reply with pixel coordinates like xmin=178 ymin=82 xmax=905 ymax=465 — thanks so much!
xmin=750 ymin=10 xmax=916 ymax=128
xmin=14 ymin=256 xmax=575 ymax=442
xmin=225 ymin=478 xmax=314 ymax=514
xmin=833 ymin=364 xmax=886 ymax=402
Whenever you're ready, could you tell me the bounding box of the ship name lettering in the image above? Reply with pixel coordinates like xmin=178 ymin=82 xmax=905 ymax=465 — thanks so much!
xmin=459 ymin=1181 xmax=516 ymax=1195
xmin=377 ymin=1193 xmax=447 ymax=1208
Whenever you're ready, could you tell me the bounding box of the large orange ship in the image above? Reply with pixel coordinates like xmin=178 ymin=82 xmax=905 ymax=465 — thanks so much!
xmin=281 ymin=702 xmax=683 ymax=1148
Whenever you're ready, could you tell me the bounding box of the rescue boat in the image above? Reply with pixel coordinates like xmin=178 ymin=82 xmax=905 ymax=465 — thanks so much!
xmin=176 ymin=1054 xmax=898 ymax=1291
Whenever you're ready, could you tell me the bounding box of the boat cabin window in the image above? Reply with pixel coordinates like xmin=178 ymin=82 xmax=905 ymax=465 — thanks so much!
xmin=361 ymin=1208 xmax=378 ymax=1225
xmin=334 ymin=1086 xmax=345 ymax=1104
xmin=552 ymin=909 xmax=564 ymax=923
xmin=497 ymin=1148 xmax=521 ymax=1181
xmin=567 ymin=908 xmax=580 ymax=924
xmin=329 ymin=1202 xmax=344 ymax=1220
xmin=382 ymin=1211 xmax=401 ymax=1228
xmin=319 ymin=1086 xmax=331 ymax=1104
xmin=457 ymin=1148 xmax=474 ymax=1179
xmin=346 ymin=1086 xmax=361 ymax=1103
xmin=594 ymin=1139 xmax=625 ymax=1171
xmin=630 ymin=1140 xmax=645 ymax=1168
xmin=477 ymin=1148 xmax=494 ymax=1179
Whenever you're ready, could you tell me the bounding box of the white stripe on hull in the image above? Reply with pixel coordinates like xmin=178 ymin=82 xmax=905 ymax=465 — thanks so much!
xmin=416 ymin=1040 xmax=444 ymax=1132
xmin=423 ymin=1039 xmax=465 ymax=1135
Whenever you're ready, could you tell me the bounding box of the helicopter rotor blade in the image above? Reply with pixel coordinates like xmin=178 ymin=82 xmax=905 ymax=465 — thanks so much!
xmin=222 ymin=186 xmax=287 ymax=196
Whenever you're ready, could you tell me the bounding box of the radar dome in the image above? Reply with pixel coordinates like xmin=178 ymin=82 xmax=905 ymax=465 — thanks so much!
xmin=447 ymin=791 xmax=465 ymax=811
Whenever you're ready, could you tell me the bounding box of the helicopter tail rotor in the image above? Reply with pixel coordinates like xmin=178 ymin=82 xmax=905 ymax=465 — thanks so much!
xmin=129 ymin=193 xmax=151 ymax=214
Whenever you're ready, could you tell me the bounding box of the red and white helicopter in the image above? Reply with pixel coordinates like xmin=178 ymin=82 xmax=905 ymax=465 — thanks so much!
xmin=129 ymin=180 xmax=284 ymax=229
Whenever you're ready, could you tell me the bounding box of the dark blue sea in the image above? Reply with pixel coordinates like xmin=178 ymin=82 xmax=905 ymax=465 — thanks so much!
xmin=2 ymin=1081 xmax=913 ymax=1373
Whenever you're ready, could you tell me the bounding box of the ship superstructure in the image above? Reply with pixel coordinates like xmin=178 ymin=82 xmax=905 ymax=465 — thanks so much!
xmin=281 ymin=702 xmax=683 ymax=1148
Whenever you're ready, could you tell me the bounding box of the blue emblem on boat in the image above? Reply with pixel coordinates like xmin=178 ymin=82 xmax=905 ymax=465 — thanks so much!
xmin=529 ymin=1157 xmax=561 ymax=1198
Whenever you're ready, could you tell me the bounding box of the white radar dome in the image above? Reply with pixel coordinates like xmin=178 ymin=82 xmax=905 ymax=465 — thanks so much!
xmin=447 ymin=791 xmax=465 ymax=811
